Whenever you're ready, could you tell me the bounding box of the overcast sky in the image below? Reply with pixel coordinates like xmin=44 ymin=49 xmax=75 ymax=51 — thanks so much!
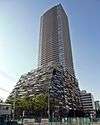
xmin=0 ymin=0 xmax=100 ymax=101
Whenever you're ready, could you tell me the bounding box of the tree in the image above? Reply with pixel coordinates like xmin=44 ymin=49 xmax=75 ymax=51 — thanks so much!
xmin=15 ymin=98 xmax=31 ymax=118
xmin=6 ymin=93 xmax=48 ymax=118
xmin=33 ymin=94 xmax=48 ymax=111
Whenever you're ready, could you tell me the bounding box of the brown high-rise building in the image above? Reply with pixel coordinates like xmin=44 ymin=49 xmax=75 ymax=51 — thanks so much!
xmin=7 ymin=4 xmax=82 ymax=117
xmin=38 ymin=4 xmax=75 ymax=76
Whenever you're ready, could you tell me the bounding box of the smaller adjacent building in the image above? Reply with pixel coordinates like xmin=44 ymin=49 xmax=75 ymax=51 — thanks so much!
xmin=80 ymin=90 xmax=95 ymax=116
xmin=0 ymin=103 xmax=11 ymax=116
xmin=95 ymin=101 xmax=100 ymax=111
xmin=0 ymin=103 xmax=11 ymax=123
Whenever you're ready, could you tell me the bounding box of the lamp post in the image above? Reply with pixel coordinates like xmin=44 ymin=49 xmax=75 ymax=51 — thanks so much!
xmin=13 ymin=89 xmax=17 ymax=120
xmin=48 ymin=83 xmax=51 ymax=122
xmin=22 ymin=110 xmax=25 ymax=125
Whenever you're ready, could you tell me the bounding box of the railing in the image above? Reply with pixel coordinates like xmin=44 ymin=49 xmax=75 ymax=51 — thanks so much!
xmin=49 ymin=118 xmax=91 ymax=125
xmin=16 ymin=117 xmax=100 ymax=125
xmin=1 ymin=117 xmax=99 ymax=125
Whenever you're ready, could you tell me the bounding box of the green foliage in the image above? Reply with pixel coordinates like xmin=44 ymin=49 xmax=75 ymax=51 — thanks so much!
xmin=33 ymin=94 xmax=48 ymax=110
xmin=15 ymin=98 xmax=29 ymax=110
xmin=6 ymin=93 xmax=48 ymax=118
xmin=14 ymin=94 xmax=48 ymax=111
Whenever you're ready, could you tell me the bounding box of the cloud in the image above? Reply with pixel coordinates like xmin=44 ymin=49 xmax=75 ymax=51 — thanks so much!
xmin=0 ymin=87 xmax=10 ymax=93
xmin=0 ymin=40 xmax=8 ymax=47
xmin=0 ymin=69 xmax=16 ymax=82
xmin=0 ymin=69 xmax=17 ymax=100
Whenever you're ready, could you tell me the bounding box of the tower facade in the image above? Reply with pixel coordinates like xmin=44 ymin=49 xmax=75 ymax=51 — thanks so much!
xmin=38 ymin=4 xmax=75 ymax=76
xmin=7 ymin=4 xmax=82 ymax=119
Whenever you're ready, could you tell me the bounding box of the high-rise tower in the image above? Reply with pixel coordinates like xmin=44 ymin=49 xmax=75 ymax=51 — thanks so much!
xmin=7 ymin=4 xmax=82 ymax=118
xmin=38 ymin=4 xmax=75 ymax=76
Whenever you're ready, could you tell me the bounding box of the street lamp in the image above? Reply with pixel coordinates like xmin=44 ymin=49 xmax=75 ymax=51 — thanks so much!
xmin=48 ymin=84 xmax=51 ymax=122
xmin=22 ymin=110 xmax=25 ymax=125
xmin=13 ymin=89 xmax=17 ymax=120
